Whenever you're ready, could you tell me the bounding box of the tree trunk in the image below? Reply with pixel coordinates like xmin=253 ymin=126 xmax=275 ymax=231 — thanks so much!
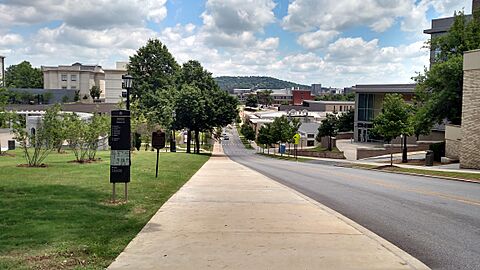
xmin=402 ymin=135 xmax=408 ymax=163
xmin=187 ymin=129 xmax=191 ymax=153
xmin=328 ymin=136 xmax=332 ymax=151
xmin=390 ymin=141 xmax=393 ymax=166
xmin=195 ymin=129 xmax=200 ymax=154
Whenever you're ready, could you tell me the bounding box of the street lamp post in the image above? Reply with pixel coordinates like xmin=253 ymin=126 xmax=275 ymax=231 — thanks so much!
xmin=122 ymin=74 xmax=133 ymax=110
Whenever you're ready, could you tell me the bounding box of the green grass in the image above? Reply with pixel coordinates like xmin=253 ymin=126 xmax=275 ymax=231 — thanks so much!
xmin=304 ymin=145 xmax=341 ymax=153
xmin=379 ymin=166 xmax=480 ymax=181
xmin=0 ymin=149 xmax=209 ymax=269
xmin=256 ymin=152 xmax=311 ymax=162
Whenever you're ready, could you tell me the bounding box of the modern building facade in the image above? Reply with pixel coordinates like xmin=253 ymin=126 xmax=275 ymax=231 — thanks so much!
xmin=353 ymin=84 xmax=416 ymax=142
xmin=42 ymin=62 xmax=127 ymax=103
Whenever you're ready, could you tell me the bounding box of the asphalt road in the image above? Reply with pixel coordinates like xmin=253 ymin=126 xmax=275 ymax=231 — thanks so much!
xmin=222 ymin=127 xmax=480 ymax=270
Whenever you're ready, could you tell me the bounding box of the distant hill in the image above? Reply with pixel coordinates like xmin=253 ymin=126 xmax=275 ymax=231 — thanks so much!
xmin=214 ymin=76 xmax=310 ymax=93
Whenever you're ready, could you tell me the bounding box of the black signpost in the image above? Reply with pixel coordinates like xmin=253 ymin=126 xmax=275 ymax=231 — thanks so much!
xmin=110 ymin=110 xmax=131 ymax=202
xmin=152 ymin=131 xmax=166 ymax=178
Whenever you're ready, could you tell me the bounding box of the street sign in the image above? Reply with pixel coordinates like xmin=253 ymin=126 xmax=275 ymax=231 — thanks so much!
xmin=110 ymin=110 xmax=131 ymax=184
xmin=152 ymin=131 xmax=166 ymax=149
xmin=293 ymin=133 xmax=301 ymax=145
xmin=152 ymin=130 xmax=166 ymax=178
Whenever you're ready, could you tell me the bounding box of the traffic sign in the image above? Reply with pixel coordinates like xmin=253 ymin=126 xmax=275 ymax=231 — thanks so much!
xmin=293 ymin=133 xmax=301 ymax=145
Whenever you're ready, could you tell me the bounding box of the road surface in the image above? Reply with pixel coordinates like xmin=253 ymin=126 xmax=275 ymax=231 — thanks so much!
xmin=222 ymin=127 xmax=480 ymax=270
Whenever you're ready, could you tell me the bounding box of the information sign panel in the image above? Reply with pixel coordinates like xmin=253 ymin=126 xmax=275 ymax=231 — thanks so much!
xmin=110 ymin=110 xmax=131 ymax=183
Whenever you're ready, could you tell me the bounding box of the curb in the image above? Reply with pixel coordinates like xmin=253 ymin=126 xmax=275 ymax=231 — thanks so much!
xmin=228 ymin=157 xmax=431 ymax=270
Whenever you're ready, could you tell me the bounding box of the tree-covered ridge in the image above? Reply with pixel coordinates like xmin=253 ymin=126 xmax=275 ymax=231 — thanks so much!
xmin=214 ymin=76 xmax=310 ymax=92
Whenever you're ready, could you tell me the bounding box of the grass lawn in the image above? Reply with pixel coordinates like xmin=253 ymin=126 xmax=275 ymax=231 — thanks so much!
xmin=379 ymin=166 xmax=480 ymax=182
xmin=256 ymin=152 xmax=311 ymax=162
xmin=235 ymin=126 xmax=254 ymax=150
xmin=304 ymin=145 xmax=341 ymax=153
xmin=0 ymin=149 xmax=209 ymax=269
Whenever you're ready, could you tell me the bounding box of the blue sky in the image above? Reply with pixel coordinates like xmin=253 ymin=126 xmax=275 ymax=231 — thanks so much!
xmin=0 ymin=0 xmax=473 ymax=87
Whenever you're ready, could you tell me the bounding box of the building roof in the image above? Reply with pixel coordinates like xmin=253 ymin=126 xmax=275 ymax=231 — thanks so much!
xmin=354 ymin=84 xmax=416 ymax=93
xmin=304 ymin=100 xmax=355 ymax=105
xmin=424 ymin=14 xmax=472 ymax=34
xmin=298 ymin=122 xmax=320 ymax=135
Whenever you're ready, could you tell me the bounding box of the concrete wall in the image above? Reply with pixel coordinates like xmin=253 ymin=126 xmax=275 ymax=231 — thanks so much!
xmin=356 ymin=143 xmax=432 ymax=160
xmin=445 ymin=125 xmax=461 ymax=160
xmin=104 ymin=69 xmax=126 ymax=103
xmin=460 ymin=50 xmax=480 ymax=169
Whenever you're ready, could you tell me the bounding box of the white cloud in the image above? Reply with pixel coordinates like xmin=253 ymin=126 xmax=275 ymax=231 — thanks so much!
xmin=201 ymin=0 xmax=276 ymax=48
xmin=0 ymin=34 xmax=23 ymax=46
xmin=297 ymin=30 xmax=340 ymax=50
xmin=0 ymin=0 xmax=167 ymax=28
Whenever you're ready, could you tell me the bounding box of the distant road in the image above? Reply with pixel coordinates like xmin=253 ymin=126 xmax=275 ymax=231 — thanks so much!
xmin=222 ymin=127 xmax=480 ymax=270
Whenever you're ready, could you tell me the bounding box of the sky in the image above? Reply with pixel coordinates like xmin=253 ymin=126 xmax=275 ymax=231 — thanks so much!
xmin=0 ymin=0 xmax=473 ymax=88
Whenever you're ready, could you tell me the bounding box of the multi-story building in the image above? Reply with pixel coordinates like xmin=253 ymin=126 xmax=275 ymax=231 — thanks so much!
xmin=42 ymin=62 xmax=127 ymax=103
xmin=353 ymin=84 xmax=416 ymax=142
xmin=279 ymin=100 xmax=354 ymax=113
xmin=311 ymin=84 xmax=322 ymax=95
xmin=103 ymin=62 xmax=127 ymax=103
xmin=424 ymin=0 xmax=477 ymax=65
xmin=292 ymin=89 xmax=314 ymax=105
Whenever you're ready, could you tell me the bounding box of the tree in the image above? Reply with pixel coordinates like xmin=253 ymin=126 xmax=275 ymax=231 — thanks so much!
xmin=11 ymin=105 xmax=61 ymax=166
xmin=41 ymin=104 xmax=66 ymax=153
xmin=257 ymin=90 xmax=273 ymax=106
xmin=84 ymin=113 xmax=109 ymax=160
xmin=414 ymin=11 xmax=480 ymax=127
xmin=5 ymin=61 xmax=43 ymax=88
xmin=245 ymin=94 xmax=258 ymax=107
xmin=316 ymin=114 xmax=338 ymax=151
xmin=74 ymin=90 xmax=80 ymax=102
xmin=64 ymin=113 xmax=87 ymax=162
xmin=372 ymin=94 xmax=413 ymax=166
xmin=336 ymin=109 xmax=354 ymax=132
xmin=128 ymin=39 xmax=180 ymax=128
xmin=241 ymin=124 xmax=256 ymax=141
xmin=176 ymin=60 xmax=238 ymax=154
xmin=89 ymin=85 xmax=102 ymax=100
xmin=257 ymin=123 xmax=273 ymax=154
xmin=269 ymin=116 xmax=301 ymax=154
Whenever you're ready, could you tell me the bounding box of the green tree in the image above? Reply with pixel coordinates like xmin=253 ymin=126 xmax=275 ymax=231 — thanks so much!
xmin=414 ymin=10 xmax=480 ymax=127
xmin=372 ymin=94 xmax=413 ymax=166
xmin=5 ymin=61 xmax=43 ymax=88
xmin=41 ymin=104 xmax=66 ymax=153
xmin=89 ymin=85 xmax=102 ymax=100
xmin=176 ymin=60 xmax=238 ymax=154
xmin=257 ymin=123 xmax=273 ymax=154
xmin=64 ymin=113 xmax=87 ymax=162
xmin=257 ymin=90 xmax=273 ymax=106
xmin=316 ymin=114 xmax=338 ymax=151
xmin=337 ymin=109 xmax=354 ymax=132
xmin=240 ymin=124 xmax=256 ymax=141
xmin=11 ymin=105 xmax=61 ymax=166
xmin=84 ymin=113 xmax=109 ymax=160
xmin=269 ymin=116 xmax=301 ymax=154
xmin=128 ymin=39 xmax=180 ymax=128
xmin=245 ymin=94 xmax=258 ymax=107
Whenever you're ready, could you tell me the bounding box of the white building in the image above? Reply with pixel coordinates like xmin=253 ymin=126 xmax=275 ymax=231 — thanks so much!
xmin=42 ymin=62 xmax=127 ymax=103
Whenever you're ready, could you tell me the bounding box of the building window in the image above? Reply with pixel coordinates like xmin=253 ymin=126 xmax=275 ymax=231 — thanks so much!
xmin=62 ymin=86 xmax=67 ymax=89
xmin=71 ymin=74 xmax=77 ymax=81
xmin=307 ymin=140 xmax=315 ymax=146
xmin=307 ymin=134 xmax=314 ymax=139
xmin=340 ymin=106 xmax=343 ymax=111
xmin=358 ymin=93 xmax=375 ymax=122
xmin=61 ymin=74 xmax=67 ymax=81
xmin=71 ymin=86 xmax=76 ymax=89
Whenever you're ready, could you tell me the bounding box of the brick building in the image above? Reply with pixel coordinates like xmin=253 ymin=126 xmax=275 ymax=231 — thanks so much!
xmin=292 ymin=89 xmax=314 ymax=105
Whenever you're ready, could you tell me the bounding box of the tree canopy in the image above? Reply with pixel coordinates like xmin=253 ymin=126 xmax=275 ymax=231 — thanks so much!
xmin=372 ymin=94 xmax=413 ymax=142
xmin=5 ymin=61 xmax=43 ymax=89
xmin=414 ymin=11 xmax=480 ymax=126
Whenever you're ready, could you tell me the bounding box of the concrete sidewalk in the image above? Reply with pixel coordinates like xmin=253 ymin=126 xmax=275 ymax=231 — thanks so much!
xmin=108 ymin=144 xmax=429 ymax=270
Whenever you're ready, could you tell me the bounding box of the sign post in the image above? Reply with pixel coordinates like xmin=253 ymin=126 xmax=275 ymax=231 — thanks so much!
xmin=110 ymin=110 xmax=131 ymax=203
xmin=293 ymin=133 xmax=301 ymax=161
xmin=152 ymin=131 xmax=166 ymax=178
